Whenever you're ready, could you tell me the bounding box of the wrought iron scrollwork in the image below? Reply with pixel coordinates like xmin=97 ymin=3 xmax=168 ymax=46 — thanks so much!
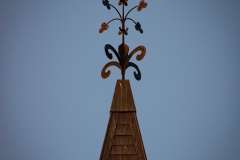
xmin=99 ymin=0 xmax=148 ymax=81
xmin=101 ymin=43 xmax=146 ymax=81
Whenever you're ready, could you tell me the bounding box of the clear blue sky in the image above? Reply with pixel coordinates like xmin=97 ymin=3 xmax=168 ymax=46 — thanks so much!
xmin=1 ymin=0 xmax=240 ymax=159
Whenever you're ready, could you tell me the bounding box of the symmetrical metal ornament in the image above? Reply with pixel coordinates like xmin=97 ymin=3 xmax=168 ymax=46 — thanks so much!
xmin=100 ymin=0 xmax=148 ymax=81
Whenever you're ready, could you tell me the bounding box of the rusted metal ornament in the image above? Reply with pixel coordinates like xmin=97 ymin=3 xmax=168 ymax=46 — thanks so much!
xmin=101 ymin=43 xmax=146 ymax=80
xmin=99 ymin=0 xmax=148 ymax=81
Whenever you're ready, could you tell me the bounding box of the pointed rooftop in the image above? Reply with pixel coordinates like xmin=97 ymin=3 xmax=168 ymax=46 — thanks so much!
xmin=100 ymin=80 xmax=147 ymax=160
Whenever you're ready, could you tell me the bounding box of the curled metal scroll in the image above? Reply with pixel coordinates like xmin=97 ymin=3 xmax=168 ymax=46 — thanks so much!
xmin=127 ymin=62 xmax=141 ymax=81
xmin=101 ymin=43 xmax=146 ymax=81
xmin=101 ymin=61 xmax=121 ymax=79
xmin=105 ymin=44 xmax=120 ymax=62
xmin=128 ymin=46 xmax=146 ymax=61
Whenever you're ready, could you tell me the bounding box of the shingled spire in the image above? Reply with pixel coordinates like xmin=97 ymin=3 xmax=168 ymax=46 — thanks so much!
xmin=100 ymin=80 xmax=147 ymax=160
xmin=99 ymin=1 xmax=148 ymax=159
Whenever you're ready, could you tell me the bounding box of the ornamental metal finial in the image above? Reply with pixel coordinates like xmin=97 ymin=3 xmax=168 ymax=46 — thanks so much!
xmin=100 ymin=0 xmax=147 ymax=81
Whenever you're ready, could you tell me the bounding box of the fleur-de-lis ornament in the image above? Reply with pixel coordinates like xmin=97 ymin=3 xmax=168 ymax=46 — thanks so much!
xmin=99 ymin=0 xmax=148 ymax=81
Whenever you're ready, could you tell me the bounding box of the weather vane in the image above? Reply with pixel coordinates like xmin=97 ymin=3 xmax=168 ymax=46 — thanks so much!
xmin=100 ymin=0 xmax=148 ymax=81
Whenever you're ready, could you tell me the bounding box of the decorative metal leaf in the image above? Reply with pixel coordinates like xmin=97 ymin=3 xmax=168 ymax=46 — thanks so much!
xmin=127 ymin=62 xmax=141 ymax=80
xmin=101 ymin=61 xmax=121 ymax=79
xmin=104 ymin=44 xmax=120 ymax=62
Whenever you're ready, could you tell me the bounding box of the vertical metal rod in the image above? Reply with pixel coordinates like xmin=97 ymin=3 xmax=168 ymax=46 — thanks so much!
xmin=122 ymin=3 xmax=125 ymax=44
xmin=122 ymin=3 xmax=125 ymax=80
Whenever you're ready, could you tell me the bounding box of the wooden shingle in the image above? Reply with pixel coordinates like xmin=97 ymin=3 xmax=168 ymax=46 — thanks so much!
xmin=100 ymin=80 xmax=147 ymax=160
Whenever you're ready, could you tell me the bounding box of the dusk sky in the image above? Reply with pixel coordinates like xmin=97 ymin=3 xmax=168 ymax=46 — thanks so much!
xmin=1 ymin=0 xmax=240 ymax=159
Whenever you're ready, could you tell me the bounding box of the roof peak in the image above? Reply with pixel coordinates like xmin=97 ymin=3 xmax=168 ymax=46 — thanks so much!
xmin=110 ymin=80 xmax=136 ymax=112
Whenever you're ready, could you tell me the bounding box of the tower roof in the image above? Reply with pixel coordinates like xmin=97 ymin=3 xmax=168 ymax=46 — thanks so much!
xmin=100 ymin=80 xmax=147 ymax=160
